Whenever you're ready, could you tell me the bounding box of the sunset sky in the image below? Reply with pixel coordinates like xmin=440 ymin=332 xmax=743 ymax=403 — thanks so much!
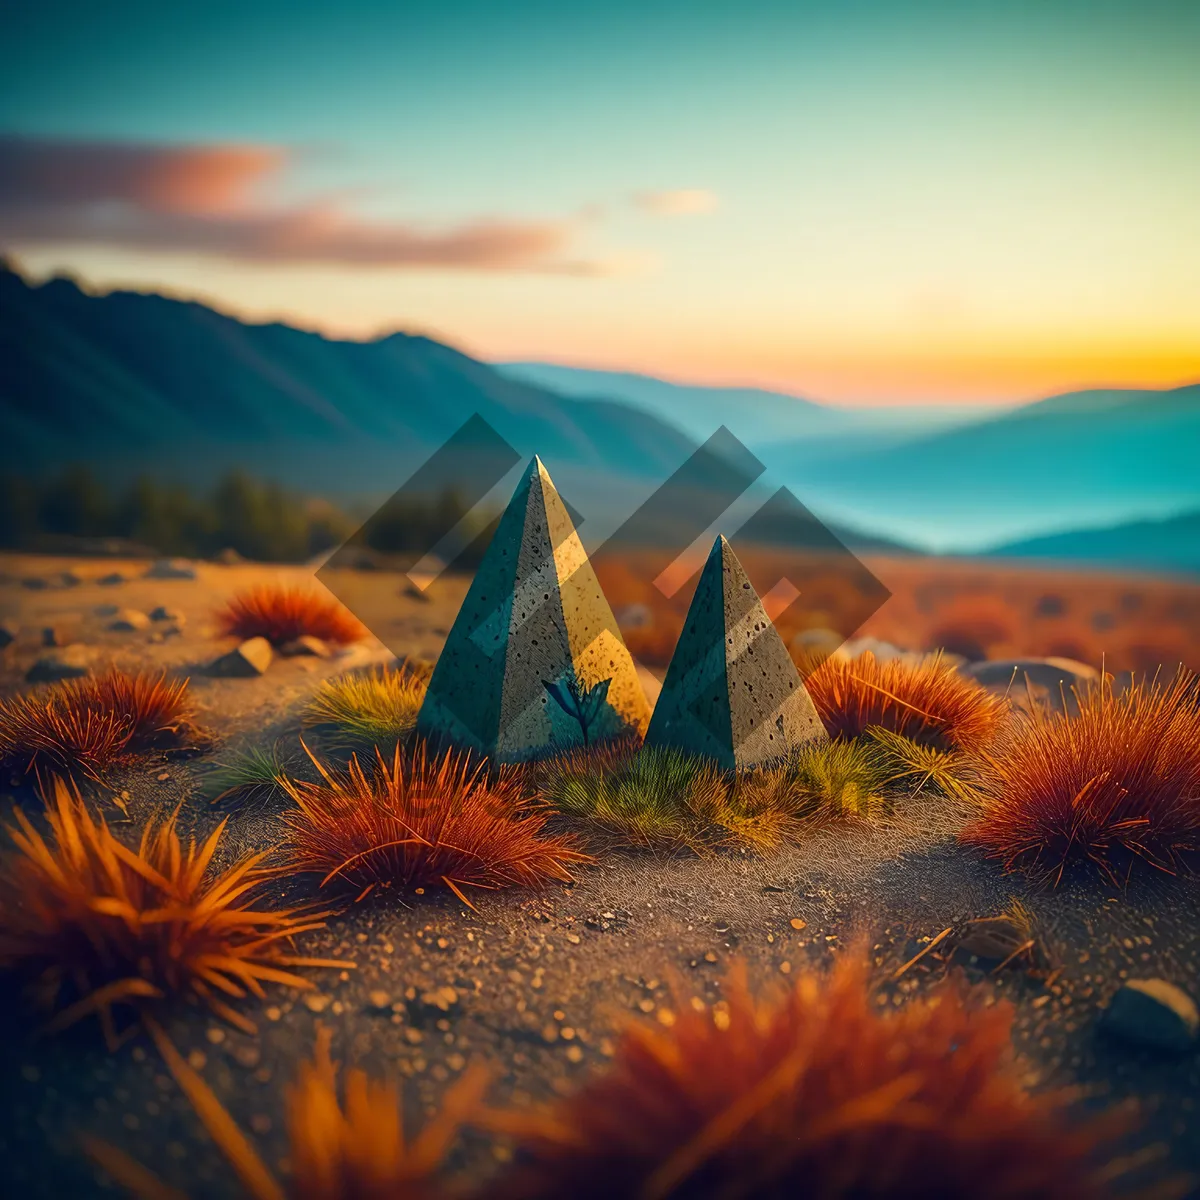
xmin=3 ymin=0 xmax=1198 ymax=405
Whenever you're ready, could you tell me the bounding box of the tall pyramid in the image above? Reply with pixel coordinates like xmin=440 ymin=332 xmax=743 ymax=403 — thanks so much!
xmin=645 ymin=535 xmax=828 ymax=768
xmin=417 ymin=457 xmax=651 ymax=762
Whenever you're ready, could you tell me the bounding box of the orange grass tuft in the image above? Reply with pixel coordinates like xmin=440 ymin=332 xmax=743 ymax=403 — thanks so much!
xmin=216 ymin=585 xmax=367 ymax=647
xmin=278 ymin=741 xmax=591 ymax=908
xmin=961 ymin=669 xmax=1200 ymax=884
xmin=488 ymin=952 xmax=1124 ymax=1200
xmin=0 ymin=779 xmax=345 ymax=1048
xmin=86 ymin=1024 xmax=487 ymax=1200
xmin=803 ymin=651 xmax=1007 ymax=752
xmin=0 ymin=669 xmax=206 ymax=781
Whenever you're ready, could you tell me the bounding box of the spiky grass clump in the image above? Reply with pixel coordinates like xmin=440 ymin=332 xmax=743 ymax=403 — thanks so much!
xmin=770 ymin=737 xmax=893 ymax=818
xmin=279 ymin=742 xmax=590 ymax=908
xmin=962 ymin=669 xmax=1200 ymax=884
xmin=87 ymin=1025 xmax=486 ymax=1200
xmin=804 ymin=651 xmax=1006 ymax=752
xmin=0 ymin=779 xmax=343 ymax=1047
xmin=490 ymin=953 xmax=1120 ymax=1200
xmin=216 ymin=585 xmax=367 ymax=647
xmin=0 ymin=669 xmax=205 ymax=781
xmin=303 ymin=665 xmax=428 ymax=750
xmin=866 ymin=725 xmax=982 ymax=804
xmin=205 ymin=742 xmax=292 ymax=808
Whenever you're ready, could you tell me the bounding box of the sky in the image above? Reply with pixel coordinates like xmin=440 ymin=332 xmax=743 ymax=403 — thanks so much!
xmin=2 ymin=0 xmax=1198 ymax=405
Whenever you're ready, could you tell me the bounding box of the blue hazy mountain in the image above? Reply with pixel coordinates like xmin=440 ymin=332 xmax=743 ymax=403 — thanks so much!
xmin=989 ymin=508 xmax=1200 ymax=575
xmin=0 ymin=263 xmax=697 ymax=508
xmin=498 ymin=360 xmax=996 ymax=449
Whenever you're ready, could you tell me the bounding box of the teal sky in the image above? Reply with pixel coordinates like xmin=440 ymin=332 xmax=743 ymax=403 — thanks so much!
xmin=4 ymin=0 xmax=1199 ymax=404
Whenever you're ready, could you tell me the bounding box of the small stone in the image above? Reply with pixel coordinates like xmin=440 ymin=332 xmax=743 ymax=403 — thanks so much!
xmin=209 ymin=637 xmax=273 ymax=677
xmin=366 ymin=990 xmax=392 ymax=1012
xmin=42 ymin=625 xmax=71 ymax=647
xmin=1104 ymin=979 xmax=1198 ymax=1052
xmin=0 ymin=621 xmax=17 ymax=650
xmin=98 ymin=572 xmax=128 ymax=586
xmin=26 ymin=645 xmax=95 ymax=682
xmin=280 ymin=635 xmax=330 ymax=658
xmin=109 ymin=609 xmax=151 ymax=632
xmin=94 ymin=604 xmax=120 ymax=618
xmin=790 ymin=918 xmax=807 ymax=930
xmin=303 ymin=993 xmax=331 ymax=1014
xmin=149 ymin=606 xmax=184 ymax=623
xmin=143 ymin=559 xmax=197 ymax=581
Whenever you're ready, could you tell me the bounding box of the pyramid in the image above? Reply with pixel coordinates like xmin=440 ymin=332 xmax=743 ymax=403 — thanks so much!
xmin=645 ymin=535 xmax=828 ymax=768
xmin=417 ymin=456 xmax=651 ymax=762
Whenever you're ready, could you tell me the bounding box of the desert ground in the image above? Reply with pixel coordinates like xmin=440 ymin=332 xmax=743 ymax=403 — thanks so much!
xmin=1 ymin=551 xmax=1198 ymax=1198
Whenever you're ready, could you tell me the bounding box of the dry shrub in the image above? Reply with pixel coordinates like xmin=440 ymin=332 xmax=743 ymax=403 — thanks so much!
xmin=86 ymin=1024 xmax=486 ymax=1200
xmin=303 ymin=665 xmax=428 ymax=750
xmin=216 ymin=585 xmax=366 ymax=647
xmin=804 ymin=652 xmax=1006 ymax=752
xmin=488 ymin=952 xmax=1121 ymax=1200
xmin=279 ymin=742 xmax=590 ymax=908
xmin=923 ymin=595 xmax=1018 ymax=661
xmin=0 ymin=669 xmax=205 ymax=781
xmin=0 ymin=778 xmax=343 ymax=1048
xmin=962 ymin=669 xmax=1200 ymax=884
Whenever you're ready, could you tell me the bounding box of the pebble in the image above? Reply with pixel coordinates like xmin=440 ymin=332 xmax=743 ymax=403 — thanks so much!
xmin=209 ymin=637 xmax=274 ymax=677
xmin=303 ymin=993 xmax=331 ymax=1014
xmin=143 ymin=559 xmax=197 ymax=581
xmin=109 ymin=609 xmax=151 ymax=632
xmin=26 ymin=644 xmax=95 ymax=682
xmin=149 ymin=606 xmax=184 ymax=623
xmin=279 ymin=635 xmax=331 ymax=658
xmin=367 ymin=989 xmax=392 ymax=1012
xmin=1104 ymin=979 xmax=1198 ymax=1052
xmin=0 ymin=621 xmax=17 ymax=649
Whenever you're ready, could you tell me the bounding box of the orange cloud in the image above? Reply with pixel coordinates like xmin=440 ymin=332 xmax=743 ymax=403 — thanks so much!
xmin=634 ymin=188 xmax=719 ymax=216
xmin=0 ymin=136 xmax=613 ymax=274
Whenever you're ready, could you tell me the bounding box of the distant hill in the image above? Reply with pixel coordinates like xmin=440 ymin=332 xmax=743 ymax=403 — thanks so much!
xmin=497 ymin=360 xmax=996 ymax=449
xmin=0 ymin=265 xmax=905 ymax=556
xmin=989 ymin=509 xmax=1200 ymax=575
xmin=0 ymin=264 xmax=698 ymax=509
xmin=756 ymin=382 xmax=1200 ymax=554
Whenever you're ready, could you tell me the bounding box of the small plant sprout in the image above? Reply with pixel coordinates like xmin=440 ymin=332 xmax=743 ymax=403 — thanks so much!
xmin=205 ymin=742 xmax=292 ymax=808
xmin=543 ymin=674 xmax=612 ymax=748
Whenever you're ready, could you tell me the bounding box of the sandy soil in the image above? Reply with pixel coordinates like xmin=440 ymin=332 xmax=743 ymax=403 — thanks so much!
xmin=1 ymin=553 xmax=1198 ymax=1198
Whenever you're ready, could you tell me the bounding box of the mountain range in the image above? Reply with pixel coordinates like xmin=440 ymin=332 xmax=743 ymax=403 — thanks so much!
xmin=499 ymin=361 xmax=1200 ymax=563
xmin=2 ymin=261 xmax=1197 ymax=573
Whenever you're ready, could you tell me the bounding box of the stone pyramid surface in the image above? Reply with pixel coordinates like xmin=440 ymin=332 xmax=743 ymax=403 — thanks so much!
xmin=645 ymin=535 xmax=828 ymax=768
xmin=417 ymin=456 xmax=651 ymax=761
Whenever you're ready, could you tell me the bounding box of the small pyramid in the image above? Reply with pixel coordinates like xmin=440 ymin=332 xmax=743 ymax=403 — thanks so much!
xmin=645 ymin=535 xmax=828 ymax=768
xmin=417 ymin=457 xmax=651 ymax=762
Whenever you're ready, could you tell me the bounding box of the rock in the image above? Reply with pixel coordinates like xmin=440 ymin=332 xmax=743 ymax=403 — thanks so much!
xmin=366 ymin=990 xmax=393 ymax=1013
xmin=42 ymin=624 xmax=79 ymax=647
xmin=417 ymin=456 xmax=651 ymax=763
xmin=791 ymin=627 xmax=845 ymax=658
xmin=21 ymin=577 xmax=49 ymax=590
xmin=93 ymin=604 xmax=120 ymax=618
xmin=143 ymin=558 xmax=197 ymax=581
xmin=26 ymin=645 xmax=95 ymax=682
xmin=0 ymin=621 xmax=17 ymax=650
xmin=280 ymin=635 xmax=331 ymax=658
xmin=616 ymin=603 xmax=654 ymax=631
xmin=841 ymin=636 xmax=909 ymax=662
xmin=109 ymin=609 xmax=151 ymax=632
xmin=962 ymin=657 xmax=1100 ymax=715
xmin=209 ymin=637 xmax=274 ymax=677
xmin=645 ymin=536 xmax=829 ymax=769
xmin=97 ymin=571 xmax=128 ymax=586
xmin=1104 ymin=979 xmax=1198 ymax=1052
xmin=149 ymin=606 xmax=184 ymax=623
xmin=50 ymin=569 xmax=83 ymax=588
